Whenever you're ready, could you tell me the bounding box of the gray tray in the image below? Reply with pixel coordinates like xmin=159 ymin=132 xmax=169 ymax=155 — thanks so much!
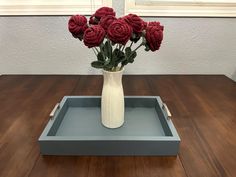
xmin=38 ymin=96 xmax=180 ymax=156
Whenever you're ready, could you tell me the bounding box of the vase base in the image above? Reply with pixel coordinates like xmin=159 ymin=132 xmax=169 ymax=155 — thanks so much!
xmin=101 ymin=121 xmax=124 ymax=129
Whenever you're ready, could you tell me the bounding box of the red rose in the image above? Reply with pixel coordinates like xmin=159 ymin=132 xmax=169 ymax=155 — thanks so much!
xmin=148 ymin=21 xmax=164 ymax=31
xmin=107 ymin=20 xmax=132 ymax=45
xmin=89 ymin=14 xmax=98 ymax=25
xmin=122 ymin=14 xmax=144 ymax=34
xmin=83 ymin=25 xmax=105 ymax=48
xmin=145 ymin=25 xmax=163 ymax=51
xmin=95 ymin=7 xmax=116 ymax=20
xmin=143 ymin=21 xmax=148 ymax=30
xmin=99 ymin=15 xmax=117 ymax=31
xmin=68 ymin=15 xmax=88 ymax=40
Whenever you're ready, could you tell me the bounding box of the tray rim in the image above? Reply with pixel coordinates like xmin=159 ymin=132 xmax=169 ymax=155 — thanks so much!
xmin=39 ymin=96 xmax=180 ymax=142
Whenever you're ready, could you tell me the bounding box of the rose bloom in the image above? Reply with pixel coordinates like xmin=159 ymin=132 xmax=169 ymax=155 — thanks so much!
xmin=99 ymin=15 xmax=117 ymax=31
xmin=145 ymin=24 xmax=163 ymax=51
xmin=68 ymin=15 xmax=88 ymax=40
xmin=148 ymin=21 xmax=164 ymax=31
xmin=122 ymin=14 xmax=144 ymax=34
xmin=89 ymin=14 xmax=98 ymax=25
xmin=95 ymin=7 xmax=116 ymax=20
xmin=107 ymin=20 xmax=132 ymax=45
xmin=83 ymin=25 xmax=105 ymax=48
xmin=143 ymin=21 xmax=148 ymax=30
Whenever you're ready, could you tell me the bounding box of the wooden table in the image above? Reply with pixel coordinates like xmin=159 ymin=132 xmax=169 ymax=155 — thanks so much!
xmin=0 ymin=75 xmax=235 ymax=177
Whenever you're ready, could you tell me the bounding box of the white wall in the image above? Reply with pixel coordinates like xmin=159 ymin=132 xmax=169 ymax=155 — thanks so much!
xmin=0 ymin=3 xmax=235 ymax=80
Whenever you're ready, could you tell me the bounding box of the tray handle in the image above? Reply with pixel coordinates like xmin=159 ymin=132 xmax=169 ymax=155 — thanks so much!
xmin=49 ymin=103 xmax=60 ymax=119
xmin=162 ymin=103 xmax=172 ymax=120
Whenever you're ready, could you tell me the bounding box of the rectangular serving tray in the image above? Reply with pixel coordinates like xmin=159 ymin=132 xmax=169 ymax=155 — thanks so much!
xmin=39 ymin=96 xmax=180 ymax=156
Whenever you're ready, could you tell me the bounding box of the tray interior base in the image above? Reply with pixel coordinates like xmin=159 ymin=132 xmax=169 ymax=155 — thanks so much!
xmin=55 ymin=107 xmax=165 ymax=136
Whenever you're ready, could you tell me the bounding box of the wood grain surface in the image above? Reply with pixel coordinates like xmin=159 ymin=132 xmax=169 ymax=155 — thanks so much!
xmin=0 ymin=75 xmax=235 ymax=177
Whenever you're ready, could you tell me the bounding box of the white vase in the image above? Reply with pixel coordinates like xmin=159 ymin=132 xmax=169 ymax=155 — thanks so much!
xmin=101 ymin=69 xmax=124 ymax=128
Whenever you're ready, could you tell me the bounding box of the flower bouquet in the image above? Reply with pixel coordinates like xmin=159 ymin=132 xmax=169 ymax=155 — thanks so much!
xmin=68 ymin=7 xmax=164 ymax=128
xmin=68 ymin=7 xmax=163 ymax=71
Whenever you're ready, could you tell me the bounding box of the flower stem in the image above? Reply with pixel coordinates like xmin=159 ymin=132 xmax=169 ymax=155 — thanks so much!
xmin=121 ymin=44 xmax=126 ymax=52
xmin=99 ymin=44 xmax=106 ymax=59
xmin=92 ymin=48 xmax=97 ymax=56
xmin=94 ymin=47 xmax=99 ymax=53
xmin=119 ymin=44 xmax=122 ymax=50
xmin=129 ymin=41 xmax=133 ymax=48
xmin=133 ymin=42 xmax=144 ymax=52
xmin=122 ymin=42 xmax=144 ymax=69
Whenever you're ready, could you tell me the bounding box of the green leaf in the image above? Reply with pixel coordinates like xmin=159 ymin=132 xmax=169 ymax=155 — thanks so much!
xmin=130 ymin=33 xmax=141 ymax=43
xmin=91 ymin=61 xmax=104 ymax=69
xmin=112 ymin=48 xmax=119 ymax=56
xmin=128 ymin=51 xmax=137 ymax=63
xmin=112 ymin=49 xmax=125 ymax=66
xmin=115 ymin=50 xmax=125 ymax=62
xmin=111 ymin=49 xmax=125 ymax=67
xmin=144 ymin=44 xmax=150 ymax=51
xmin=118 ymin=52 xmax=125 ymax=61
xmin=104 ymin=58 xmax=111 ymax=65
xmin=111 ymin=49 xmax=118 ymax=65
xmin=97 ymin=52 xmax=105 ymax=61
xmin=131 ymin=51 xmax=137 ymax=58
xmin=104 ymin=64 xmax=113 ymax=70
xmin=125 ymin=47 xmax=131 ymax=58
xmin=122 ymin=60 xmax=128 ymax=66
xmin=100 ymin=43 xmax=105 ymax=52
xmin=128 ymin=59 xmax=134 ymax=63
xmin=104 ymin=41 xmax=112 ymax=59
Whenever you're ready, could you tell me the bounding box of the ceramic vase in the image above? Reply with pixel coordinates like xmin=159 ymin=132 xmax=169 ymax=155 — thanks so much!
xmin=101 ymin=69 xmax=124 ymax=128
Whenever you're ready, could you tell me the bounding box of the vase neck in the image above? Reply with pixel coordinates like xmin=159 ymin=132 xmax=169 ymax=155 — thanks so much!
xmin=102 ymin=69 xmax=124 ymax=85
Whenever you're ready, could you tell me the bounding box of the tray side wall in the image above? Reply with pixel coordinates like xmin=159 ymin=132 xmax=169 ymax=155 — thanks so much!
xmin=39 ymin=140 xmax=180 ymax=156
